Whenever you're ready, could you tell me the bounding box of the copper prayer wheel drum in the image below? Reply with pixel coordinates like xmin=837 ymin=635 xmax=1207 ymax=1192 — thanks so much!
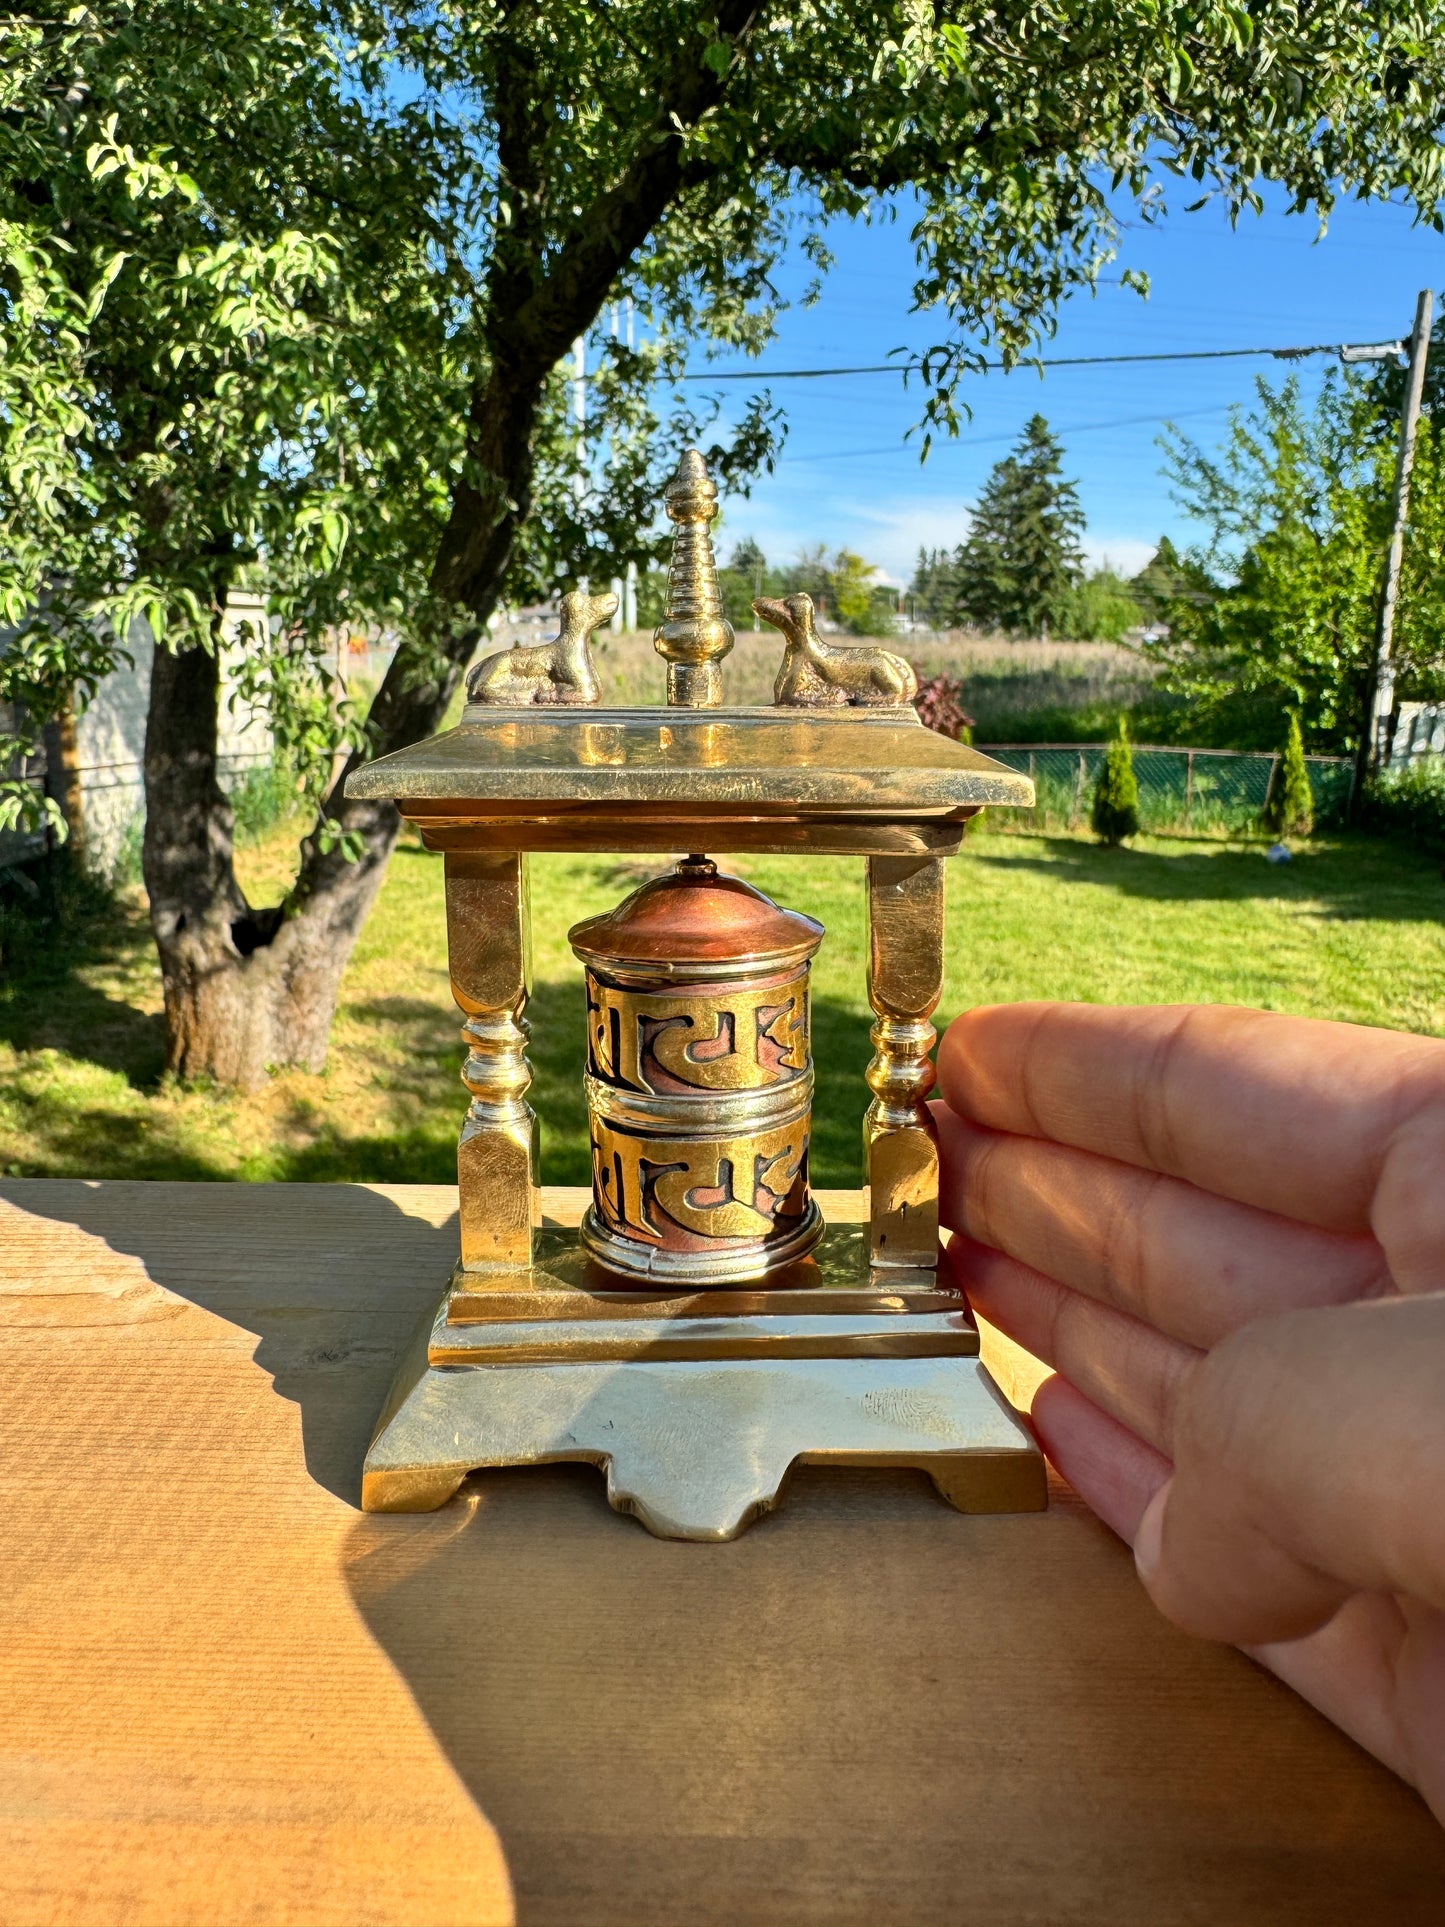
xmin=568 ymin=856 xmax=824 ymax=1284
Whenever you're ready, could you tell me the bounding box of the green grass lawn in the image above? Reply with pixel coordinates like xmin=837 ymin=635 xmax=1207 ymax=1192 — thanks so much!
xmin=2 ymin=822 xmax=1441 ymax=1186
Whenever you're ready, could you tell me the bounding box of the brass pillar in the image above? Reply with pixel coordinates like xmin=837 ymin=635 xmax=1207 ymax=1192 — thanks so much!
xmin=446 ymin=850 xmax=539 ymax=1269
xmin=863 ymin=854 xmax=944 ymax=1271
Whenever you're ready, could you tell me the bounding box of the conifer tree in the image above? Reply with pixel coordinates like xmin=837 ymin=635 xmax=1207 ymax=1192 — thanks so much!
xmin=955 ymin=415 xmax=1084 ymax=637
xmin=1092 ymin=716 xmax=1141 ymax=846
xmin=910 ymin=547 xmax=960 ymax=628
xmin=1129 ymin=537 xmax=1190 ymax=625
xmin=1262 ymin=713 xmax=1315 ymax=838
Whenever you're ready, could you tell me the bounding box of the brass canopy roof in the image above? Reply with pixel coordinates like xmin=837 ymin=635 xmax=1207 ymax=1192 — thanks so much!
xmin=345 ymin=706 xmax=1035 ymax=816
xmin=569 ymin=857 xmax=824 ymax=969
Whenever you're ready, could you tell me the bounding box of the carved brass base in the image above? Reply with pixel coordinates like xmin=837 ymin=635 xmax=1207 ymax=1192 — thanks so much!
xmin=363 ymin=1345 xmax=1045 ymax=1540
xmin=361 ymin=1215 xmax=1046 ymax=1540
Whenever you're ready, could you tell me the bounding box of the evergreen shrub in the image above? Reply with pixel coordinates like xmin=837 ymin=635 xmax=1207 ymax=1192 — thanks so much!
xmin=1261 ymin=713 xmax=1314 ymax=838
xmin=1091 ymin=717 xmax=1140 ymax=845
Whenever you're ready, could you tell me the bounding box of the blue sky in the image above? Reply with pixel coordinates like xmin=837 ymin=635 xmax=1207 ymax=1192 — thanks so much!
xmin=683 ymin=186 xmax=1442 ymax=587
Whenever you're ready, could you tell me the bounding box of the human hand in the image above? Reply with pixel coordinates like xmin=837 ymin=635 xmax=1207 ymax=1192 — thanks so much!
xmin=934 ymin=1002 xmax=1445 ymax=1822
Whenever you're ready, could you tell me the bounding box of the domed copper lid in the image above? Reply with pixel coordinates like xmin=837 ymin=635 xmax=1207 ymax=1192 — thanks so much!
xmin=569 ymin=856 xmax=822 ymax=973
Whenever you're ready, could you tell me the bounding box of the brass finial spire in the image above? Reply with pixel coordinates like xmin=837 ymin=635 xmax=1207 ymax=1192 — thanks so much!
xmin=653 ymin=448 xmax=734 ymax=707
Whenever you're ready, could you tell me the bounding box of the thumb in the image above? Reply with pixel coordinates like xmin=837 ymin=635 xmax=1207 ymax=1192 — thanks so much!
xmin=1134 ymin=1295 xmax=1445 ymax=1646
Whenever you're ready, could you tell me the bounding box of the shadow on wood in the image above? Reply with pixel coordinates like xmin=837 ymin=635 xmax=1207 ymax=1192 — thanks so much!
xmin=0 ymin=1176 xmax=458 ymax=1503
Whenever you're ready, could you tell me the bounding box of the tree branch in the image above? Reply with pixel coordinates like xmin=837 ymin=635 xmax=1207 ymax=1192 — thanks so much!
xmin=421 ymin=0 xmax=770 ymax=620
xmin=306 ymin=2 xmax=772 ymax=887
xmin=495 ymin=0 xmax=767 ymax=383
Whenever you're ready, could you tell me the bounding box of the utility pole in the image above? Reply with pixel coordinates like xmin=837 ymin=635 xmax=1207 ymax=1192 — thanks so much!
xmin=607 ymin=306 xmax=624 ymax=631
xmin=1359 ymin=288 xmax=1433 ymax=798
xmin=623 ymin=300 xmax=639 ymax=631
xmin=572 ymin=335 xmax=588 ymax=595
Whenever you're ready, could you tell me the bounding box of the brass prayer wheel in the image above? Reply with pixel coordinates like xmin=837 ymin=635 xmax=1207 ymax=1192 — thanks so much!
xmin=569 ymin=855 xmax=824 ymax=1283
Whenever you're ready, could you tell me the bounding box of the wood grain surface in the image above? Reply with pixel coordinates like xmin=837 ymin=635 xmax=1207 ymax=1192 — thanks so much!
xmin=1 ymin=1178 xmax=1441 ymax=1927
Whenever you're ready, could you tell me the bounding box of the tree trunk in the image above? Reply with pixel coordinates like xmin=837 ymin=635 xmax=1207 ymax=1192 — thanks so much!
xmin=41 ymin=692 xmax=86 ymax=865
xmin=155 ymin=348 xmax=542 ymax=1086
xmin=142 ymin=631 xmax=398 ymax=1090
xmin=1349 ymin=669 xmax=1382 ymax=822
xmin=206 ymin=367 xmax=549 ymax=1083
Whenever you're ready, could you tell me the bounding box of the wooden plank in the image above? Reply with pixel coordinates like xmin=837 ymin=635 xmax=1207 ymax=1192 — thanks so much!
xmin=1 ymin=1178 xmax=1441 ymax=1927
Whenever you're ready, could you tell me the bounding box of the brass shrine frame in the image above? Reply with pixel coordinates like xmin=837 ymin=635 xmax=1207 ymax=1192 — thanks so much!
xmin=345 ymin=452 xmax=1045 ymax=1540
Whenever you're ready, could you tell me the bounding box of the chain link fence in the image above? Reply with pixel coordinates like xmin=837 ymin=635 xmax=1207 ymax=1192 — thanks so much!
xmin=980 ymin=743 xmax=1354 ymax=837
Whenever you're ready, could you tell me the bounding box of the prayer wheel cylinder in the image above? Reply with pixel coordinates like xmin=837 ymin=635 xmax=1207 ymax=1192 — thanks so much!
xmin=568 ymin=855 xmax=824 ymax=1283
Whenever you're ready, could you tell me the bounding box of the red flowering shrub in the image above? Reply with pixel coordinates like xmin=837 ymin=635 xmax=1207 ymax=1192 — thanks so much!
xmin=913 ymin=673 xmax=974 ymax=742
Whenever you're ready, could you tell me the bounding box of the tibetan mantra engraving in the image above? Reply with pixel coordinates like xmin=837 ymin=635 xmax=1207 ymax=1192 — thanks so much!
xmin=569 ymin=860 xmax=824 ymax=1283
xmin=590 ymin=1111 xmax=810 ymax=1249
xmin=587 ymin=977 xmax=808 ymax=1095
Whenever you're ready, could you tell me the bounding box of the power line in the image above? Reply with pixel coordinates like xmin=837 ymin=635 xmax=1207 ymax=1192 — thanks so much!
xmin=773 ymin=402 xmax=1235 ymax=464
xmin=663 ymin=338 xmax=1406 ymax=382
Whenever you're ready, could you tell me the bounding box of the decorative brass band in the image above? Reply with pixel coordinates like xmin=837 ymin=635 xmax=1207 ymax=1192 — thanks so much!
xmin=585 ymin=968 xmax=809 ymax=1095
xmin=430 ymin=1308 xmax=976 ymax=1365
xmin=403 ymin=807 xmax=975 ymax=859
xmin=589 ymin=1099 xmax=814 ymax=1246
xmin=442 ymin=1224 xmax=956 ymax=1323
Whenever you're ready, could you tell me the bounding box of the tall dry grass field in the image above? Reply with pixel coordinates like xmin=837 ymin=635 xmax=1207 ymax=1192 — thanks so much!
xmin=532 ymin=627 xmax=1158 ymax=739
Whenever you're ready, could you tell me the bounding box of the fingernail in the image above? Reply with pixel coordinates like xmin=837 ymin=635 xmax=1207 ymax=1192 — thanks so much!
xmin=1134 ymin=1483 xmax=1169 ymax=1583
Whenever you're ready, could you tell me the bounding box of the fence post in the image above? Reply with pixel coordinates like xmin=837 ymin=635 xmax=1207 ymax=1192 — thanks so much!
xmin=1184 ymin=750 xmax=1194 ymax=828
xmin=1072 ymin=748 xmax=1086 ymax=828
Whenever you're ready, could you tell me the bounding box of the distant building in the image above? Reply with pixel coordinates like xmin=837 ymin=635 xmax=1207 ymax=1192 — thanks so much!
xmin=1 ymin=593 xmax=273 ymax=872
xmin=1391 ymin=701 xmax=1445 ymax=763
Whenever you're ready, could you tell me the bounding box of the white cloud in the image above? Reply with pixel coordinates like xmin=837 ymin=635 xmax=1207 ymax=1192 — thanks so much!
xmin=843 ymin=496 xmax=976 ymax=580
xmin=1081 ymin=535 xmax=1158 ymax=577
xmin=725 ymin=494 xmax=974 ymax=584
